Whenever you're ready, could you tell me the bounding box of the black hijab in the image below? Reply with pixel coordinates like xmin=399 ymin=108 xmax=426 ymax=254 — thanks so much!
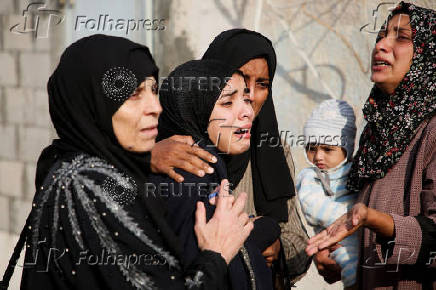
xmin=203 ymin=29 xmax=294 ymax=222
xmin=33 ymin=34 xmax=190 ymax=265
xmin=156 ymin=60 xmax=279 ymax=290
xmin=158 ymin=59 xmax=234 ymax=146
xmin=36 ymin=34 xmax=158 ymax=190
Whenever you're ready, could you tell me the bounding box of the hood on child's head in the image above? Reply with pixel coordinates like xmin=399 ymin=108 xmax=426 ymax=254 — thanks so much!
xmin=303 ymin=99 xmax=357 ymax=166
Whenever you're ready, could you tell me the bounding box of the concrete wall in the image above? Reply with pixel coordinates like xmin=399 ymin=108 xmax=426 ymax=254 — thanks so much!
xmin=0 ymin=0 xmax=435 ymax=288
xmin=0 ymin=0 xmax=56 ymax=236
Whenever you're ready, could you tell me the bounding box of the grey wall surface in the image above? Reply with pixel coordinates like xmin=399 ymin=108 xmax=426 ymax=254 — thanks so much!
xmin=152 ymin=0 xmax=435 ymax=174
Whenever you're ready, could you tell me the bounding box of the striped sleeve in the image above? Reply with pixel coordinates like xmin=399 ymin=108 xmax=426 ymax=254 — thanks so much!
xmin=297 ymin=169 xmax=349 ymax=228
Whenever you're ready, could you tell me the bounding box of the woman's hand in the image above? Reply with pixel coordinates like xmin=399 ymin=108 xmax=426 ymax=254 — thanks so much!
xmin=262 ymin=238 xmax=281 ymax=267
xmin=313 ymin=247 xmax=342 ymax=284
xmin=306 ymin=203 xmax=368 ymax=256
xmin=150 ymin=135 xmax=217 ymax=182
xmin=195 ymin=179 xmax=253 ymax=264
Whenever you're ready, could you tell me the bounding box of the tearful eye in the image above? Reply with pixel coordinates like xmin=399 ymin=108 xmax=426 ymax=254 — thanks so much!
xmin=398 ymin=35 xmax=411 ymax=41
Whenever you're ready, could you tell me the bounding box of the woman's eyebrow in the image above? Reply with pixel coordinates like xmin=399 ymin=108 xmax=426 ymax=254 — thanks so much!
xmin=393 ymin=27 xmax=412 ymax=32
xmin=256 ymin=77 xmax=270 ymax=82
xmin=221 ymin=89 xmax=238 ymax=97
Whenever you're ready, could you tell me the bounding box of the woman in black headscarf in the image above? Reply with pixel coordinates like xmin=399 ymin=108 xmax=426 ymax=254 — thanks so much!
xmin=150 ymin=59 xmax=279 ymax=290
xmin=0 ymin=34 xmax=253 ymax=290
xmin=149 ymin=29 xmax=310 ymax=285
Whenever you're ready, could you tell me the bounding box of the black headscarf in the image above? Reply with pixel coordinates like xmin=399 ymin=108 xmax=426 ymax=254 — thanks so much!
xmin=203 ymin=29 xmax=294 ymax=222
xmin=158 ymin=59 xmax=234 ymax=145
xmin=155 ymin=60 xmax=279 ymax=289
xmin=348 ymin=2 xmax=436 ymax=191
xmin=34 ymin=34 xmax=191 ymax=265
xmin=36 ymin=34 xmax=159 ymax=189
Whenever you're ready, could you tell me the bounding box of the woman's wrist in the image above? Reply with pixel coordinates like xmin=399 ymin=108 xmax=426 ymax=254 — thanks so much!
xmin=364 ymin=207 xmax=394 ymax=238
xmin=363 ymin=207 xmax=375 ymax=228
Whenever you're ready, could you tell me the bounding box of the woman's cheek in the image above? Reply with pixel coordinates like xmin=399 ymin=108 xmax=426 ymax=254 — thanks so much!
xmin=207 ymin=122 xmax=219 ymax=147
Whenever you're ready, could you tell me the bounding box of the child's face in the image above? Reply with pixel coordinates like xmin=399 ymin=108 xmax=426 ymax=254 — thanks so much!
xmin=306 ymin=144 xmax=346 ymax=170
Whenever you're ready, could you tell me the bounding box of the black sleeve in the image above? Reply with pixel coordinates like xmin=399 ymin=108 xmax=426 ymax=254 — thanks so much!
xmin=415 ymin=215 xmax=436 ymax=266
xmin=184 ymin=250 xmax=228 ymax=290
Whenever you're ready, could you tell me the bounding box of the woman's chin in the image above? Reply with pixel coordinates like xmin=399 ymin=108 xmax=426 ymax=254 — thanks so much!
xmin=370 ymin=72 xmax=386 ymax=84
xmin=126 ymin=140 xmax=155 ymax=153
xmin=228 ymin=143 xmax=251 ymax=155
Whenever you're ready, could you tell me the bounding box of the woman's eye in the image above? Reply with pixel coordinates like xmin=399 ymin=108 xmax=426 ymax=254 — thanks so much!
xmin=376 ymin=31 xmax=386 ymax=42
xmin=128 ymin=93 xmax=140 ymax=100
xmin=256 ymin=82 xmax=269 ymax=89
xmin=397 ymin=35 xmax=411 ymax=41
xmin=244 ymin=98 xmax=253 ymax=104
xmin=221 ymin=101 xmax=232 ymax=106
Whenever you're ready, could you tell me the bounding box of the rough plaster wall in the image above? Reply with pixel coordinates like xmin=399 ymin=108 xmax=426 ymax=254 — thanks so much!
xmin=156 ymin=0 xmax=435 ymax=175
xmin=0 ymin=0 xmax=62 ymax=287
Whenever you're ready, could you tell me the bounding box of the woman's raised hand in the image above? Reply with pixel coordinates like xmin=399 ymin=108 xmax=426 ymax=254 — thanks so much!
xmin=194 ymin=179 xmax=253 ymax=264
xmin=306 ymin=203 xmax=368 ymax=256
xmin=150 ymin=135 xmax=217 ymax=182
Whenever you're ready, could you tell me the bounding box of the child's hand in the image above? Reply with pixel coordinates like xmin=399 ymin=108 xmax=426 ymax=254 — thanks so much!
xmin=306 ymin=203 xmax=368 ymax=256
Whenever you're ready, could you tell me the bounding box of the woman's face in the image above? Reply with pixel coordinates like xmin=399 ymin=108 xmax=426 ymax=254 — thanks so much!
xmin=208 ymin=73 xmax=254 ymax=155
xmin=239 ymin=58 xmax=269 ymax=116
xmin=371 ymin=13 xmax=414 ymax=95
xmin=112 ymin=77 xmax=162 ymax=152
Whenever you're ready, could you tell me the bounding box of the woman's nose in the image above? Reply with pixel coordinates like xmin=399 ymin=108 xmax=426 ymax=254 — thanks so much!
xmin=239 ymin=102 xmax=254 ymax=120
xmin=144 ymin=94 xmax=162 ymax=116
xmin=374 ymin=35 xmax=392 ymax=53
xmin=248 ymin=82 xmax=255 ymax=101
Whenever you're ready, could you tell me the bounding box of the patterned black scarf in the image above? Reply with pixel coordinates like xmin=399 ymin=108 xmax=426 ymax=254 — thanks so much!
xmin=348 ymin=2 xmax=436 ymax=192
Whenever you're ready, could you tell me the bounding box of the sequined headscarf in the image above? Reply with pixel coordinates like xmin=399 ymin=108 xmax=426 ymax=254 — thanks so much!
xmin=36 ymin=34 xmax=159 ymax=188
xmin=348 ymin=2 xmax=436 ymax=191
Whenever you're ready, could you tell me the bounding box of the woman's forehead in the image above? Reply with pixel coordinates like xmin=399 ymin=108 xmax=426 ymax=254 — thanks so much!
xmin=239 ymin=59 xmax=269 ymax=83
xmin=387 ymin=13 xmax=412 ymax=30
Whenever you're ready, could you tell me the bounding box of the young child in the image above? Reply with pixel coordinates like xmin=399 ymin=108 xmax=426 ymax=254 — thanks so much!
xmin=297 ymin=99 xmax=358 ymax=289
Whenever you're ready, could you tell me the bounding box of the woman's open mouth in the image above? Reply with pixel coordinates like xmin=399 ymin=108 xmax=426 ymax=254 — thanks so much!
xmin=233 ymin=128 xmax=251 ymax=139
xmin=140 ymin=126 xmax=158 ymax=136
xmin=372 ymin=58 xmax=391 ymax=71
